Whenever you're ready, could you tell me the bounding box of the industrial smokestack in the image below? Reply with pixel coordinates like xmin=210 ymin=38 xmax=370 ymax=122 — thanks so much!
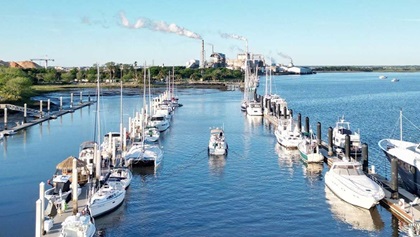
xmin=200 ymin=39 xmax=205 ymax=69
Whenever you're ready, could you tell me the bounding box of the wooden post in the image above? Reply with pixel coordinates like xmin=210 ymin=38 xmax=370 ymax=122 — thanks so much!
xmin=72 ymin=158 xmax=78 ymax=215
xmin=391 ymin=157 xmax=399 ymax=199
xmin=47 ymin=99 xmax=50 ymax=113
xmin=316 ymin=122 xmax=321 ymax=145
xmin=39 ymin=182 xmax=45 ymax=233
xmin=328 ymin=127 xmax=333 ymax=156
xmin=297 ymin=113 xmax=301 ymax=133
xmin=35 ymin=199 xmax=42 ymax=237
xmin=70 ymin=93 xmax=74 ymax=108
xmin=305 ymin=117 xmax=309 ymax=133
xmin=283 ymin=106 xmax=287 ymax=119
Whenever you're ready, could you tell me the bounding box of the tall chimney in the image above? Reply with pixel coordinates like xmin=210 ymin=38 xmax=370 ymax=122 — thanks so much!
xmin=200 ymin=40 xmax=205 ymax=69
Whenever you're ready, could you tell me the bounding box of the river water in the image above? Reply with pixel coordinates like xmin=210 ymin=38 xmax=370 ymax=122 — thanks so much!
xmin=0 ymin=72 xmax=419 ymax=236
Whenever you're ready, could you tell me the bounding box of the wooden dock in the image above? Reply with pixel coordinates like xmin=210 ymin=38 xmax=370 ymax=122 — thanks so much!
xmin=1 ymin=101 xmax=95 ymax=137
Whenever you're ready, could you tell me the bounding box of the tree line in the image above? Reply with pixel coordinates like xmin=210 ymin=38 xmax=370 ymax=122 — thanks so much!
xmin=0 ymin=62 xmax=244 ymax=102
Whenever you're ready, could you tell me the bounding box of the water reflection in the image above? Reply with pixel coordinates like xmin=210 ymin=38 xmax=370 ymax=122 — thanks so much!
xmin=302 ymin=162 xmax=324 ymax=183
xmin=95 ymin=202 xmax=126 ymax=236
xmin=325 ymin=186 xmax=384 ymax=231
xmin=275 ymin=143 xmax=301 ymax=176
xmin=245 ymin=115 xmax=263 ymax=128
xmin=208 ymin=155 xmax=226 ymax=176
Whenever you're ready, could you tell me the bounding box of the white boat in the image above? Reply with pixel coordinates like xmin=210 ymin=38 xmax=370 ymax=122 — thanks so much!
xmin=208 ymin=127 xmax=228 ymax=156
xmin=101 ymin=132 xmax=121 ymax=160
xmin=379 ymin=75 xmax=387 ymax=79
xmin=240 ymin=100 xmax=248 ymax=112
xmin=378 ymin=110 xmax=420 ymax=196
xmin=88 ymin=181 xmax=126 ymax=218
xmin=149 ymin=114 xmax=170 ymax=132
xmin=246 ymin=101 xmax=263 ymax=116
xmin=45 ymin=175 xmax=81 ymax=202
xmin=108 ymin=167 xmax=133 ymax=189
xmin=297 ymin=132 xmax=324 ymax=163
xmin=332 ymin=116 xmax=362 ymax=157
xmin=59 ymin=210 xmax=96 ymax=237
xmin=78 ymin=141 xmax=97 ymax=176
xmin=391 ymin=78 xmax=399 ymax=82
xmin=144 ymin=126 xmax=160 ymax=142
xmin=274 ymin=117 xmax=302 ymax=149
xmin=325 ymin=160 xmax=385 ymax=209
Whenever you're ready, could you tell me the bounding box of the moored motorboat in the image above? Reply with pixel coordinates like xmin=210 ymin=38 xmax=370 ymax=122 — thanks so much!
xmin=144 ymin=126 xmax=160 ymax=142
xmin=297 ymin=132 xmax=323 ymax=163
xmin=379 ymin=75 xmax=387 ymax=79
xmin=208 ymin=127 xmax=228 ymax=156
xmin=332 ymin=116 xmax=362 ymax=157
xmin=325 ymin=160 xmax=385 ymax=209
xmin=274 ymin=117 xmax=302 ymax=149
xmin=246 ymin=101 xmax=263 ymax=116
xmin=125 ymin=143 xmax=164 ymax=168
xmin=149 ymin=114 xmax=170 ymax=132
xmin=59 ymin=209 xmax=96 ymax=237
xmin=45 ymin=175 xmax=81 ymax=202
xmin=78 ymin=141 xmax=97 ymax=176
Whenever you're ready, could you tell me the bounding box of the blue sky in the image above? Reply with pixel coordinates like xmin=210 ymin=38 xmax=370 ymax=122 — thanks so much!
xmin=1 ymin=0 xmax=420 ymax=67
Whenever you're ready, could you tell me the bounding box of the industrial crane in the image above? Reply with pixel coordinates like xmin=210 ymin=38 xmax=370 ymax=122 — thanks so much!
xmin=30 ymin=56 xmax=55 ymax=69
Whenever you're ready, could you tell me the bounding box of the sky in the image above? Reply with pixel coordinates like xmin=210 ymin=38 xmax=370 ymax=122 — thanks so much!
xmin=1 ymin=0 xmax=420 ymax=67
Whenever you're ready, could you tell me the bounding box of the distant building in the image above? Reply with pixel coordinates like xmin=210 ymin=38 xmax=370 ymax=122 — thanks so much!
xmin=209 ymin=53 xmax=226 ymax=68
xmin=186 ymin=59 xmax=199 ymax=69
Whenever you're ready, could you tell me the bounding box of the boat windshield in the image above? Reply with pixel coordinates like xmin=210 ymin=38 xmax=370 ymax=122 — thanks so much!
xmin=333 ymin=164 xmax=364 ymax=176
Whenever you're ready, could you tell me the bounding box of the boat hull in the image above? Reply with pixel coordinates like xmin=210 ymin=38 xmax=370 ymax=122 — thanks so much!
xmin=89 ymin=189 xmax=126 ymax=218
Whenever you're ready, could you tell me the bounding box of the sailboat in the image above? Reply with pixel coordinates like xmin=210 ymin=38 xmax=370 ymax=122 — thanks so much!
xmin=88 ymin=64 xmax=126 ymax=218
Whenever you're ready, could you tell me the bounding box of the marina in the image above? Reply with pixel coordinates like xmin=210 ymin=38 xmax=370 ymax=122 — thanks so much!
xmin=0 ymin=72 xmax=419 ymax=236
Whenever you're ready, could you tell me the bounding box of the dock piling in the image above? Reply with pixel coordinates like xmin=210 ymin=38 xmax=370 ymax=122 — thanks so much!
xmin=39 ymin=182 xmax=45 ymax=233
xmin=277 ymin=104 xmax=281 ymax=118
xmin=70 ymin=93 xmax=74 ymax=108
xmin=59 ymin=97 xmax=63 ymax=111
xmin=317 ymin=122 xmax=321 ymax=145
xmin=47 ymin=99 xmax=50 ymax=114
xmin=80 ymin=92 xmax=83 ymax=104
xmin=391 ymin=157 xmax=399 ymax=199
xmin=362 ymin=143 xmax=369 ymax=173
xmin=72 ymin=158 xmax=78 ymax=215
xmin=24 ymin=103 xmax=27 ymax=123
xmin=345 ymin=134 xmax=351 ymax=159
xmin=305 ymin=117 xmax=309 ymax=133
xmin=4 ymin=108 xmax=7 ymax=130
xmin=273 ymin=103 xmax=277 ymax=118
xmin=328 ymin=127 xmax=333 ymax=156
xmin=35 ymin=199 xmax=42 ymax=237
xmin=283 ymin=106 xmax=287 ymax=119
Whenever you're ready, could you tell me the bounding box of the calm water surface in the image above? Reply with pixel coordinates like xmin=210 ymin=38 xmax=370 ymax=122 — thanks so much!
xmin=0 ymin=72 xmax=419 ymax=236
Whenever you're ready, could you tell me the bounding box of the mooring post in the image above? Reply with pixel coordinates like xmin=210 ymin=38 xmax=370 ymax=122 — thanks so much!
xmin=305 ymin=117 xmax=309 ymax=133
xmin=267 ymin=99 xmax=271 ymax=114
xmin=391 ymin=157 xmax=399 ymax=199
xmin=24 ymin=103 xmax=27 ymax=123
xmin=317 ymin=122 xmax=321 ymax=145
xmin=47 ymin=99 xmax=50 ymax=114
xmin=70 ymin=93 xmax=74 ymax=108
xmin=297 ymin=113 xmax=302 ymax=133
xmin=272 ymin=103 xmax=277 ymax=118
xmin=289 ymin=109 xmax=293 ymax=119
xmin=88 ymin=93 xmax=91 ymax=102
xmin=260 ymin=96 xmax=264 ymax=113
xmin=39 ymin=182 xmax=45 ymax=233
xmin=59 ymin=97 xmax=63 ymax=111
xmin=35 ymin=199 xmax=42 ymax=237
xmin=72 ymin=158 xmax=78 ymax=215
xmin=80 ymin=91 xmax=83 ymax=104
xmin=345 ymin=134 xmax=351 ymax=160
xmin=283 ymin=106 xmax=287 ymax=119
xmin=4 ymin=108 xmax=7 ymax=130
xmin=39 ymin=100 xmax=43 ymax=117
xmin=328 ymin=127 xmax=333 ymax=156
xmin=362 ymin=143 xmax=369 ymax=173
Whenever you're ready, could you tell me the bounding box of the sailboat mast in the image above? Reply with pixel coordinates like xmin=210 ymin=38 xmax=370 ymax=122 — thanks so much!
xmin=400 ymin=109 xmax=403 ymax=141
xmin=120 ymin=69 xmax=123 ymax=150
xmin=95 ymin=63 xmax=101 ymax=182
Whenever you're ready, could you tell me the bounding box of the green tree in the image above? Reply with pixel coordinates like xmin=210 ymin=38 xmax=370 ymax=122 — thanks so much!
xmin=0 ymin=77 xmax=33 ymax=101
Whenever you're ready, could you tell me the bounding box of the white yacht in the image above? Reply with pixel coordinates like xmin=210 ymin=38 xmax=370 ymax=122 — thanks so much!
xmin=149 ymin=114 xmax=170 ymax=132
xmin=274 ymin=117 xmax=302 ymax=149
xmin=325 ymin=160 xmax=385 ymax=209
xmin=108 ymin=167 xmax=133 ymax=189
xmin=78 ymin=141 xmax=97 ymax=176
xmin=208 ymin=128 xmax=228 ymax=156
xmin=378 ymin=110 xmax=420 ymax=196
xmin=246 ymin=101 xmax=263 ymax=116
xmin=144 ymin=126 xmax=160 ymax=142
xmin=88 ymin=181 xmax=126 ymax=218
xmin=59 ymin=210 xmax=96 ymax=237
xmin=332 ymin=116 xmax=362 ymax=157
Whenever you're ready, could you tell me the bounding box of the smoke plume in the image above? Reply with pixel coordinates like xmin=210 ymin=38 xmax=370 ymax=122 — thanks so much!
xmin=277 ymin=52 xmax=293 ymax=61
xmin=220 ymin=33 xmax=247 ymax=42
xmin=119 ymin=12 xmax=202 ymax=40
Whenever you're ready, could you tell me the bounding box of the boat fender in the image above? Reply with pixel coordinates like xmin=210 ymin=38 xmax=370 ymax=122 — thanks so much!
xmin=399 ymin=198 xmax=406 ymax=208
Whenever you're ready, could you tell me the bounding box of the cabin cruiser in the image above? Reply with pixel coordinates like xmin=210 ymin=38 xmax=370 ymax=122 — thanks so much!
xmin=297 ymin=132 xmax=324 ymax=163
xmin=332 ymin=116 xmax=362 ymax=157
xmin=208 ymin=128 xmax=228 ymax=156
xmin=45 ymin=175 xmax=81 ymax=202
xmin=246 ymin=101 xmax=263 ymax=116
xmin=378 ymin=110 xmax=420 ymax=196
xmin=59 ymin=209 xmax=96 ymax=237
xmin=149 ymin=114 xmax=170 ymax=132
xmin=79 ymin=141 xmax=97 ymax=176
xmin=274 ymin=117 xmax=302 ymax=149
xmin=144 ymin=126 xmax=160 ymax=142
xmin=325 ymin=160 xmax=385 ymax=209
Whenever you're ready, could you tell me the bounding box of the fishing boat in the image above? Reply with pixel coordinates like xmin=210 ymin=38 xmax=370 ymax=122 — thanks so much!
xmin=108 ymin=167 xmax=133 ymax=189
xmin=379 ymin=75 xmax=387 ymax=79
xmin=246 ymin=100 xmax=263 ymax=116
xmin=208 ymin=127 xmax=228 ymax=156
xmin=59 ymin=209 xmax=96 ymax=237
xmin=45 ymin=175 xmax=81 ymax=202
xmin=88 ymin=181 xmax=126 ymax=218
xmin=325 ymin=160 xmax=385 ymax=209
xmin=378 ymin=110 xmax=420 ymax=196
xmin=332 ymin=116 xmax=362 ymax=157
xmin=297 ymin=132 xmax=324 ymax=163
xmin=274 ymin=117 xmax=302 ymax=149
